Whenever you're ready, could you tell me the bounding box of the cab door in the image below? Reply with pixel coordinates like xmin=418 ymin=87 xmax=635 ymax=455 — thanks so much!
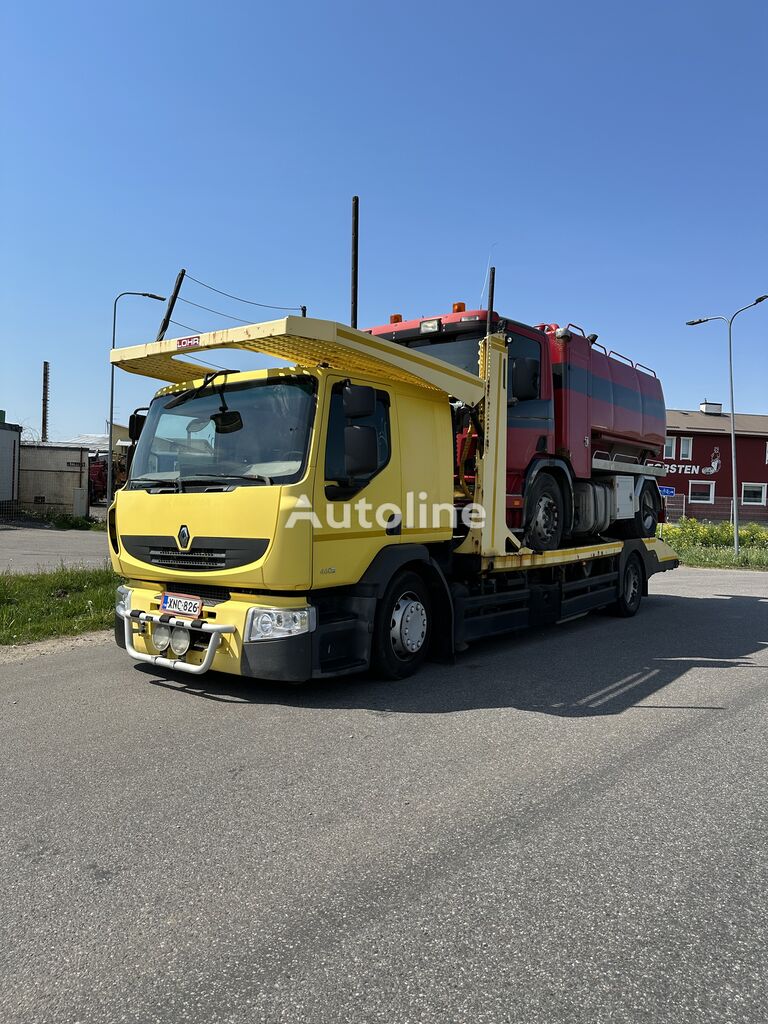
xmin=311 ymin=376 xmax=401 ymax=588
xmin=506 ymin=330 xmax=555 ymax=476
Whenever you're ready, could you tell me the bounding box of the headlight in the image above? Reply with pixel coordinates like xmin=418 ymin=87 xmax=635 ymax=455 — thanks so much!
xmin=245 ymin=606 xmax=316 ymax=642
xmin=152 ymin=623 xmax=171 ymax=652
xmin=170 ymin=626 xmax=191 ymax=656
xmin=116 ymin=585 xmax=131 ymax=614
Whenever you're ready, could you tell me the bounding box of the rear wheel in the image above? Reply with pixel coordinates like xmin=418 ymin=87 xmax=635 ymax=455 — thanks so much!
xmin=611 ymin=553 xmax=644 ymax=617
xmin=614 ymin=480 xmax=660 ymax=539
xmin=524 ymin=474 xmax=564 ymax=551
xmin=371 ymin=571 xmax=432 ymax=679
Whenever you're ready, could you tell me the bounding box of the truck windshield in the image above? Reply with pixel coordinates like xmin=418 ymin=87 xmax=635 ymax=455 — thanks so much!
xmin=128 ymin=376 xmax=316 ymax=488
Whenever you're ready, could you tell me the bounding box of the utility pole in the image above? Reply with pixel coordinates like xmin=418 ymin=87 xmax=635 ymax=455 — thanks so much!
xmin=686 ymin=293 xmax=767 ymax=556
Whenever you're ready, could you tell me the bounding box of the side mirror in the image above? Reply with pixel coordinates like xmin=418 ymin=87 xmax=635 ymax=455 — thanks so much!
xmin=344 ymin=424 xmax=378 ymax=477
xmin=510 ymin=357 xmax=539 ymax=402
xmin=343 ymin=382 xmax=376 ymax=419
xmin=128 ymin=412 xmax=146 ymax=441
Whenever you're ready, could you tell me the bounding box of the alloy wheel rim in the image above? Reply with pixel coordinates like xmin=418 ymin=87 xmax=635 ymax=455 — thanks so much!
xmin=534 ymin=497 xmax=559 ymax=540
xmin=390 ymin=591 xmax=428 ymax=659
xmin=625 ymin=564 xmax=641 ymax=605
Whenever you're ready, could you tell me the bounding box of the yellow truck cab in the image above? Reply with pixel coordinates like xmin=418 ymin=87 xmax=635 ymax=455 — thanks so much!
xmin=109 ymin=315 xmax=677 ymax=682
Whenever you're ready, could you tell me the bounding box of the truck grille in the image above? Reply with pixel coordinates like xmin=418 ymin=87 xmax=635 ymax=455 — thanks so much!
xmin=166 ymin=584 xmax=231 ymax=604
xmin=121 ymin=535 xmax=269 ymax=571
xmin=150 ymin=547 xmax=226 ymax=570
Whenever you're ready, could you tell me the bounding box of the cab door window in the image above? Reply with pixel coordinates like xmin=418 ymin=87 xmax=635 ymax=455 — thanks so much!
xmin=325 ymin=382 xmax=391 ymax=483
xmin=507 ymin=333 xmax=541 ymax=403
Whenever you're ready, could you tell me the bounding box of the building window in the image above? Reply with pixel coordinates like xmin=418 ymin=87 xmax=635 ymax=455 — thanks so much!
xmin=741 ymin=483 xmax=767 ymax=506
xmin=679 ymin=437 xmax=693 ymax=460
xmin=689 ymin=481 xmax=714 ymax=504
xmin=664 ymin=436 xmax=675 ymax=460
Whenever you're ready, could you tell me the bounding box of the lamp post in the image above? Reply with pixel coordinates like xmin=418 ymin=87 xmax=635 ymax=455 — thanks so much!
xmin=107 ymin=291 xmax=166 ymax=505
xmin=686 ymin=294 xmax=767 ymax=556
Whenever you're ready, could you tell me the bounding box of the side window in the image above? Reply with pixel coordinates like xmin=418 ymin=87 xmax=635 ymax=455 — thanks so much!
xmin=507 ymin=333 xmax=541 ymax=402
xmin=325 ymin=383 xmax=390 ymax=482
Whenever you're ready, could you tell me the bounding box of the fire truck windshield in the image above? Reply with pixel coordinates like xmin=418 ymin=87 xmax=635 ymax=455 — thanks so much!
xmin=128 ymin=376 xmax=317 ymax=489
xmin=405 ymin=330 xmax=484 ymax=376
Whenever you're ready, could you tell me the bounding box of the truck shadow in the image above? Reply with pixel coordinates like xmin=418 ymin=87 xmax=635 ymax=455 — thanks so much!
xmin=139 ymin=592 xmax=767 ymax=718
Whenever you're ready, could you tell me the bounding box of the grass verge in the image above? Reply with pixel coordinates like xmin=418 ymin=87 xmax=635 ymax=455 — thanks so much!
xmin=658 ymin=517 xmax=768 ymax=570
xmin=661 ymin=544 xmax=768 ymax=570
xmin=9 ymin=511 xmax=108 ymax=531
xmin=0 ymin=566 xmax=119 ymax=645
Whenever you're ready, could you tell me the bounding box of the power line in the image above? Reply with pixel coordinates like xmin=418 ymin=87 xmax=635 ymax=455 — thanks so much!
xmin=167 ymin=320 xmax=234 ymax=370
xmin=182 ymin=354 xmax=235 ymax=372
xmin=185 ymin=272 xmax=303 ymax=311
xmin=178 ymin=296 xmax=253 ymax=324
xmin=169 ymin=318 xmax=203 ymax=335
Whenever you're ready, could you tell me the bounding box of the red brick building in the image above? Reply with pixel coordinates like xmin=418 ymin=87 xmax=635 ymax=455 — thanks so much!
xmin=658 ymin=402 xmax=768 ymax=522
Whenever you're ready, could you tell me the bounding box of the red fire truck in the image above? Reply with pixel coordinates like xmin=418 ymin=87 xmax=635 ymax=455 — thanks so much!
xmin=370 ymin=305 xmax=666 ymax=550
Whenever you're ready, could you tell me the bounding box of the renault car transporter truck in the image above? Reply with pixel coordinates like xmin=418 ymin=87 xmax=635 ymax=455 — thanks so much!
xmin=108 ymin=302 xmax=678 ymax=682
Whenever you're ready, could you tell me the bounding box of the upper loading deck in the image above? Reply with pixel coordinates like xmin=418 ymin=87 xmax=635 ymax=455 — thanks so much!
xmin=110 ymin=315 xmax=486 ymax=406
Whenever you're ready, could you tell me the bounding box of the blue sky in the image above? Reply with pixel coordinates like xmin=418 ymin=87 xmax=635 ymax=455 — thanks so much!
xmin=2 ymin=0 xmax=766 ymax=439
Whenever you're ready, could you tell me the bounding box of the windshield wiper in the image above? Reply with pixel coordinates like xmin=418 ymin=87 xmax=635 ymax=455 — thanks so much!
xmin=129 ymin=477 xmax=181 ymax=492
xmin=182 ymin=473 xmax=273 ymax=486
xmin=165 ymin=370 xmax=232 ymax=409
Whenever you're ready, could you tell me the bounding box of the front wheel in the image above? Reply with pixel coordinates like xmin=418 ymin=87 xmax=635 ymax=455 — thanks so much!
xmin=524 ymin=474 xmax=564 ymax=551
xmin=371 ymin=570 xmax=432 ymax=680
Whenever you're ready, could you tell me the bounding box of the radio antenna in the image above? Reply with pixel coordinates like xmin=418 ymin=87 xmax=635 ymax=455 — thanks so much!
xmin=479 ymin=243 xmax=498 ymax=307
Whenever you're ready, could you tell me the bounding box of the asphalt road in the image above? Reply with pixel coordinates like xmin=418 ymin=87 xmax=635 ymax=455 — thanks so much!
xmin=0 ymin=526 xmax=109 ymax=572
xmin=1 ymin=567 xmax=766 ymax=1024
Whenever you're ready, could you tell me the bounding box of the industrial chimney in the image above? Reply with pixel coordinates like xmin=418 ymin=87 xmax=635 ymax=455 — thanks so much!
xmin=42 ymin=361 xmax=50 ymax=442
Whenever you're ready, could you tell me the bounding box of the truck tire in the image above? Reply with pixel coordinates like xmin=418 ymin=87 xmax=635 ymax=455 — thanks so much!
xmin=524 ymin=474 xmax=564 ymax=551
xmin=611 ymin=552 xmax=643 ymax=617
xmin=371 ymin=570 xmax=432 ymax=679
xmin=614 ymin=480 xmax=660 ymax=539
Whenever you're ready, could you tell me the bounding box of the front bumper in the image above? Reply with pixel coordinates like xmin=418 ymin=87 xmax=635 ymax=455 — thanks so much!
xmin=115 ymin=586 xmax=318 ymax=682
xmin=117 ymin=607 xmax=236 ymax=676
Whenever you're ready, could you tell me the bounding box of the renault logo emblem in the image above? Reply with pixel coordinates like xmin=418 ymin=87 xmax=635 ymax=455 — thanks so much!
xmin=177 ymin=525 xmax=190 ymax=549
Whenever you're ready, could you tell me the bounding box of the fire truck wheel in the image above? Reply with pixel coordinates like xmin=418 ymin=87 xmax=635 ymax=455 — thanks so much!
xmin=636 ymin=481 xmax=660 ymax=537
xmin=371 ymin=570 xmax=432 ymax=680
xmin=612 ymin=553 xmax=644 ymax=617
xmin=524 ymin=474 xmax=564 ymax=551
xmin=614 ymin=481 xmax=660 ymax=539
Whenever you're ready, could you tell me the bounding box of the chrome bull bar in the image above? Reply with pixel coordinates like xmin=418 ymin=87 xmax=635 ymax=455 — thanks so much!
xmin=118 ymin=607 xmax=236 ymax=676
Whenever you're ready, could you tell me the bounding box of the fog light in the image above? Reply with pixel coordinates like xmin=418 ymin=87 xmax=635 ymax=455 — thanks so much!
xmin=170 ymin=626 xmax=191 ymax=657
xmin=152 ymin=623 xmax=171 ymax=652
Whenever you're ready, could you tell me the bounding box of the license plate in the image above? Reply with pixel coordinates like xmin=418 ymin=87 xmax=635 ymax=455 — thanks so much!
xmin=160 ymin=592 xmax=203 ymax=618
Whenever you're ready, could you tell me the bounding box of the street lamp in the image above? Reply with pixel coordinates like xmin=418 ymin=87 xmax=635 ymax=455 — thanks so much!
xmin=686 ymin=294 xmax=767 ymax=556
xmin=107 ymin=291 xmax=166 ymax=504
